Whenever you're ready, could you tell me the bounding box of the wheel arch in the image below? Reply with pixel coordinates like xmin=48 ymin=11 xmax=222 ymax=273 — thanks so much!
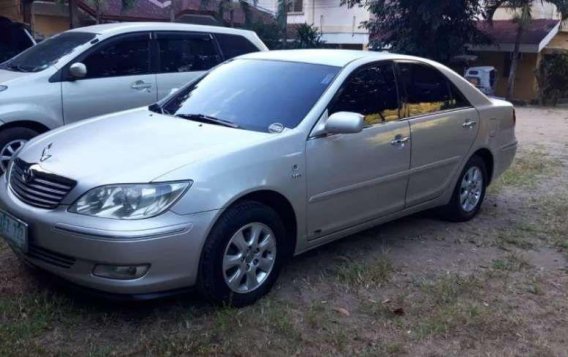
xmin=472 ymin=148 xmax=494 ymax=185
xmin=0 ymin=120 xmax=51 ymax=134
xmin=222 ymin=189 xmax=298 ymax=260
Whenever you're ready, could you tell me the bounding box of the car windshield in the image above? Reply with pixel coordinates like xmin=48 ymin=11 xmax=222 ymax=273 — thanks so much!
xmin=2 ymin=32 xmax=95 ymax=72
xmin=160 ymin=59 xmax=340 ymax=133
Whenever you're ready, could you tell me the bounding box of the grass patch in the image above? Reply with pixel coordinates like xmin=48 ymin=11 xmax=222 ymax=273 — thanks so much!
xmin=495 ymin=224 xmax=538 ymax=250
xmin=490 ymin=148 xmax=560 ymax=192
xmin=491 ymin=252 xmax=531 ymax=272
xmin=420 ymin=274 xmax=481 ymax=305
xmin=336 ymin=256 xmax=393 ymax=288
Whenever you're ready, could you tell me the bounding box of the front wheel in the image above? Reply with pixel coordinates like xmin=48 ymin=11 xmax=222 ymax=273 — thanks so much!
xmin=197 ymin=201 xmax=286 ymax=307
xmin=439 ymin=155 xmax=488 ymax=222
xmin=0 ymin=127 xmax=39 ymax=173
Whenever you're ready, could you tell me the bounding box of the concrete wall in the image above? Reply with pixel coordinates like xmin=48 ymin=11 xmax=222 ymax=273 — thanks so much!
xmin=287 ymin=0 xmax=369 ymax=47
xmin=474 ymin=51 xmax=540 ymax=101
xmin=32 ymin=14 xmax=69 ymax=36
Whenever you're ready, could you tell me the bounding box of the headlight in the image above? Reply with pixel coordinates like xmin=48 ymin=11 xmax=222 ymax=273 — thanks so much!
xmin=0 ymin=85 xmax=7 ymax=92
xmin=69 ymin=181 xmax=191 ymax=220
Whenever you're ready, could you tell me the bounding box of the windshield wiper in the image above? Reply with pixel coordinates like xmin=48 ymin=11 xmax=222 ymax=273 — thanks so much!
xmin=6 ymin=64 xmax=30 ymax=72
xmin=175 ymin=113 xmax=240 ymax=129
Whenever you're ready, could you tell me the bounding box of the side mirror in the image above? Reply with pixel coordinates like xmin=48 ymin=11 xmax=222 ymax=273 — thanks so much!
xmin=324 ymin=112 xmax=365 ymax=135
xmin=69 ymin=62 xmax=87 ymax=79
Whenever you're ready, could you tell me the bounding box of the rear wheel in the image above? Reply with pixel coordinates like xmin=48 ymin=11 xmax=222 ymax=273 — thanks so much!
xmin=198 ymin=201 xmax=286 ymax=307
xmin=439 ymin=155 xmax=487 ymax=222
xmin=0 ymin=127 xmax=39 ymax=173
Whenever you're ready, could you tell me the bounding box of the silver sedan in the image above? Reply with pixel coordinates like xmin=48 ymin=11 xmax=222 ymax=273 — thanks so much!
xmin=0 ymin=50 xmax=517 ymax=306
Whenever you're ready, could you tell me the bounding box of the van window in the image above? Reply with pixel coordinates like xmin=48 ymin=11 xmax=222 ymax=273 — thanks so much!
xmin=215 ymin=33 xmax=260 ymax=59
xmin=3 ymin=32 xmax=94 ymax=72
xmin=81 ymin=34 xmax=151 ymax=79
xmin=157 ymin=33 xmax=221 ymax=73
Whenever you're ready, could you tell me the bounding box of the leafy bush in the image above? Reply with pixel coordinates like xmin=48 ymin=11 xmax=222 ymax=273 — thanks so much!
xmin=535 ymin=53 xmax=568 ymax=106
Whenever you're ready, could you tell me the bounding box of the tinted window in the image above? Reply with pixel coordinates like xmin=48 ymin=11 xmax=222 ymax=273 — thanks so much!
xmin=162 ymin=59 xmax=339 ymax=133
xmin=158 ymin=33 xmax=221 ymax=73
xmin=2 ymin=32 xmax=94 ymax=72
xmin=0 ymin=24 xmax=34 ymax=63
xmin=398 ymin=63 xmax=453 ymax=117
xmin=215 ymin=33 xmax=260 ymax=59
xmin=330 ymin=62 xmax=401 ymax=125
xmin=82 ymin=34 xmax=150 ymax=79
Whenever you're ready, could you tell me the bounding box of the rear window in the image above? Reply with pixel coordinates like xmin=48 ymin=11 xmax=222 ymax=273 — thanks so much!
xmin=0 ymin=24 xmax=34 ymax=63
xmin=215 ymin=33 xmax=260 ymax=59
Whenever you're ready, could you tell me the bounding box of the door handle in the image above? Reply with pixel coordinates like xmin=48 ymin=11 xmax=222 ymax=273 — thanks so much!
xmin=131 ymin=80 xmax=152 ymax=91
xmin=391 ymin=135 xmax=410 ymax=146
xmin=462 ymin=120 xmax=477 ymax=129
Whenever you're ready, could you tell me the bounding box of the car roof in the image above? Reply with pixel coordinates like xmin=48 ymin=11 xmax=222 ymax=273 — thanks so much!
xmin=240 ymin=49 xmax=417 ymax=67
xmin=68 ymin=22 xmax=257 ymax=37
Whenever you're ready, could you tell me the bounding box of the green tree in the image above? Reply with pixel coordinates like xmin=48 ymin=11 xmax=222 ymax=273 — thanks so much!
xmin=485 ymin=0 xmax=568 ymax=100
xmin=288 ymin=23 xmax=324 ymax=48
xmin=342 ymin=0 xmax=489 ymax=64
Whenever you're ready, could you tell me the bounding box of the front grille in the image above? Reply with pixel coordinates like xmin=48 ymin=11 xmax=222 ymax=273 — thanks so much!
xmin=9 ymin=159 xmax=76 ymax=209
xmin=27 ymin=244 xmax=76 ymax=269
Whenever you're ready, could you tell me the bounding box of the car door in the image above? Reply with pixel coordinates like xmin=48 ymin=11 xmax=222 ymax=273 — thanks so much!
xmin=306 ymin=61 xmax=411 ymax=239
xmin=154 ymin=32 xmax=222 ymax=100
xmin=61 ymin=32 xmax=156 ymax=123
xmin=397 ymin=61 xmax=479 ymax=207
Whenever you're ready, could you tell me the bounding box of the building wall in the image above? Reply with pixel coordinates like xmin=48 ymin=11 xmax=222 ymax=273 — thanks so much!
xmin=287 ymin=0 xmax=369 ymax=47
xmin=0 ymin=0 xmax=22 ymax=22
xmin=474 ymin=52 xmax=539 ymax=101
xmin=32 ymin=14 xmax=69 ymax=36
xmin=489 ymin=1 xmax=560 ymax=20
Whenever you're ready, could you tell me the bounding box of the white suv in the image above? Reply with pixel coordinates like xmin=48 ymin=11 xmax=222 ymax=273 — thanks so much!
xmin=0 ymin=22 xmax=267 ymax=171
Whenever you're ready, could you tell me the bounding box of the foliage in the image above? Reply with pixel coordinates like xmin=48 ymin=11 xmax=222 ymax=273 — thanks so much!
xmin=341 ymin=0 xmax=489 ymax=65
xmin=535 ymin=53 xmax=568 ymax=105
xmin=246 ymin=22 xmax=324 ymax=49
xmin=287 ymin=23 xmax=325 ymax=49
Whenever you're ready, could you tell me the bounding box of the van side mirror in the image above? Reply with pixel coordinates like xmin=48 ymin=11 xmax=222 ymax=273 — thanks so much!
xmin=69 ymin=62 xmax=87 ymax=79
xmin=324 ymin=112 xmax=365 ymax=135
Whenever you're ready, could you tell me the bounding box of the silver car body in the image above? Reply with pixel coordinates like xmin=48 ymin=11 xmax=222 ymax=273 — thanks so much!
xmin=0 ymin=50 xmax=517 ymax=296
xmin=0 ymin=22 xmax=267 ymax=129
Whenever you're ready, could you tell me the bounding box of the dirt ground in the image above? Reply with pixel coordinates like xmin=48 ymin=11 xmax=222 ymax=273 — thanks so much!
xmin=0 ymin=107 xmax=567 ymax=356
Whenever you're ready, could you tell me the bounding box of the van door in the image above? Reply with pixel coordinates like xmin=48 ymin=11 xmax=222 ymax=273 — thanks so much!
xmin=154 ymin=32 xmax=222 ymax=99
xmin=61 ymin=33 xmax=156 ymax=123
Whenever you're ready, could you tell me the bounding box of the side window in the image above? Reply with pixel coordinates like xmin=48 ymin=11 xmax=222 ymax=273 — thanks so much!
xmin=81 ymin=34 xmax=151 ymax=79
xmin=215 ymin=33 xmax=260 ymax=59
xmin=398 ymin=63 xmax=454 ymax=117
xmin=448 ymin=83 xmax=472 ymax=109
xmin=330 ymin=62 xmax=401 ymax=125
xmin=157 ymin=33 xmax=221 ymax=73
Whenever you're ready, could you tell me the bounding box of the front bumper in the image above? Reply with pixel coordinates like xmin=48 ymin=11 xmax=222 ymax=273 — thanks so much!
xmin=0 ymin=182 xmax=218 ymax=295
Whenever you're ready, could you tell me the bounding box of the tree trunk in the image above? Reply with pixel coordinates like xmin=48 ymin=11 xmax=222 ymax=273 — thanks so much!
xmin=507 ymin=23 xmax=524 ymax=100
xmin=169 ymin=0 xmax=175 ymax=22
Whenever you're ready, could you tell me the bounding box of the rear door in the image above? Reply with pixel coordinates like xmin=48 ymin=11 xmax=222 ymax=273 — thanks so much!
xmin=62 ymin=32 xmax=156 ymax=123
xmin=154 ymin=32 xmax=222 ymax=99
xmin=397 ymin=61 xmax=479 ymax=207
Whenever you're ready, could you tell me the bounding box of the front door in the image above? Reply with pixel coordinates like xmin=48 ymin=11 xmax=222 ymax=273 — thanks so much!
xmin=62 ymin=33 xmax=157 ymax=123
xmin=306 ymin=61 xmax=411 ymax=239
xmin=397 ymin=62 xmax=480 ymax=206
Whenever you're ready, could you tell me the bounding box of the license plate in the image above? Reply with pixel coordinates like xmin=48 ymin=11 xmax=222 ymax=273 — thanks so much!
xmin=0 ymin=210 xmax=28 ymax=253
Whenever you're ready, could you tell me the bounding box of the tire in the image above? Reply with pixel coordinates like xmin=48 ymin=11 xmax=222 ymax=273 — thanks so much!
xmin=197 ymin=201 xmax=286 ymax=307
xmin=0 ymin=127 xmax=39 ymax=174
xmin=439 ymin=155 xmax=488 ymax=222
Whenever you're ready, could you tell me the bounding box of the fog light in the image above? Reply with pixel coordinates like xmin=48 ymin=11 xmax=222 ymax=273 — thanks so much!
xmin=93 ymin=264 xmax=150 ymax=280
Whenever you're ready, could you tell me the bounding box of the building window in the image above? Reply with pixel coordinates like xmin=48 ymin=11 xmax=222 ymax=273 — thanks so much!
xmin=288 ymin=0 xmax=303 ymax=13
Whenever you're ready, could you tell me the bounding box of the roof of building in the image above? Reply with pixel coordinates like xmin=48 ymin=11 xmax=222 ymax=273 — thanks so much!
xmin=75 ymin=0 xmax=274 ymax=26
xmin=472 ymin=19 xmax=561 ymax=53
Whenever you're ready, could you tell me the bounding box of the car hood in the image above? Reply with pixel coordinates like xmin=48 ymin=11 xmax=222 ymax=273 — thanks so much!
xmin=0 ymin=69 xmax=33 ymax=84
xmin=18 ymin=108 xmax=272 ymax=185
